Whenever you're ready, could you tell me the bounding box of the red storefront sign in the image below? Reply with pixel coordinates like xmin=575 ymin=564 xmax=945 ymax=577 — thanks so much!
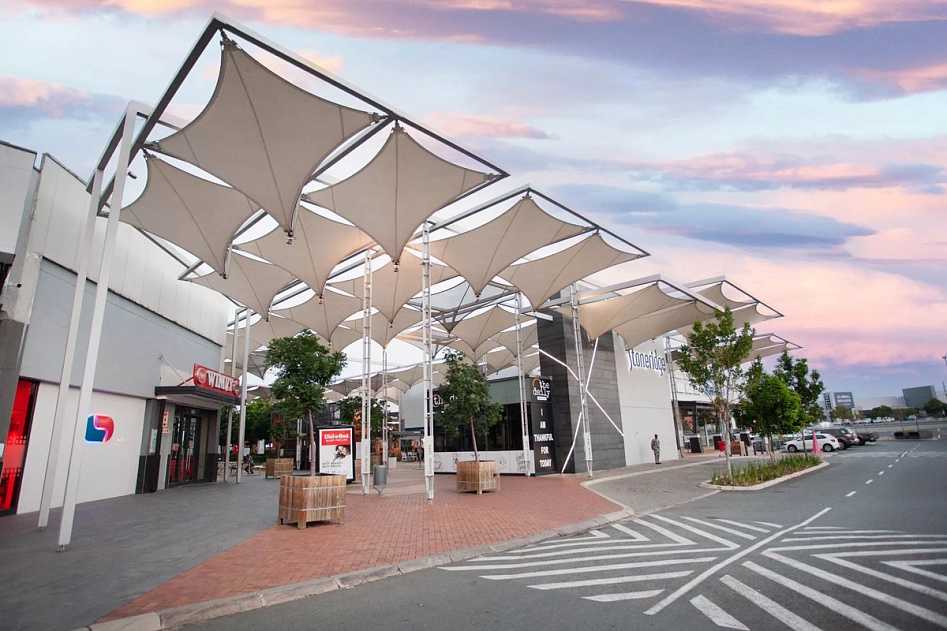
xmin=320 ymin=430 xmax=351 ymax=446
xmin=192 ymin=364 xmax=240 ymax=396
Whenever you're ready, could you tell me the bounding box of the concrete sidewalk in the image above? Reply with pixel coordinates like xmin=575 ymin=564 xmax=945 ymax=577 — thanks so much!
xmin=0 ymin=454 xmax=728 ymax=631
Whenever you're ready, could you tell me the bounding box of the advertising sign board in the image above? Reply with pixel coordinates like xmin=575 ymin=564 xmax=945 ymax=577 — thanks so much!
xmin=317 ymin=426 xmax=354 ymax=481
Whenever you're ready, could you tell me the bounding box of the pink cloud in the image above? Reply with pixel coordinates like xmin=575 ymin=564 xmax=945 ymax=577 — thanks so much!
xmin=0 ymin=77 xmax=86 ymax=114
xmin=425 ymin=112 xmax=556 ymax=139
xmin=854 ymin=63 xmax=947 ymax=94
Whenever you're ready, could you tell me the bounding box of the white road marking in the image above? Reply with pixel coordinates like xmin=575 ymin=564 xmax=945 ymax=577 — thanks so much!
xmin=474 ymin=542 xmax=690 ymax=561
xmin=529 ymin=570 xmax=693 ymax=590
xmin=633 ymin=517 xmax=696 ymax=545
xmin=846 ymin=491 xmax=857 ymax=497
xmin=644 ymin=507 xmax=831 ymax=616
xmin=888 ymin=464 xmax=893 ymax=469
xmin=816 ymin=553 xmax=947 ymax=602
xmin=866 ymin=479 xmax=874 ymax=484
xmin=764 ymin=550 xmax=947 ymax=628
xmin=649 ymin=514 xmax=740 ymax=548
xmin=879 ymin=471 xmax=885 ymax=476
xmin=885 ymin=559 xmax=947 ymax=584
xmin=714 ymin=518 xmax=771 ymax=533
xmin=721 ymin=574 xmax=823 ymax=631
xmin=480 ymin=556 xmax=718 ymax=580
xmin=690 ymin=594 xmax=748 ymax=629
xmin=782 ymin=534 xmax=947 ymax=542
xmin=753 ymin=521 xmax=782 ymax=529
xmin=611 ymin=523 xmax=650 ymax=541
xmin=443 ymin=547 xmax=719 ymax=571
xmin=585 ymin=589 xmax=664 ymax=602
xmin=681 ymin=516 xmax=757 ymax=540
xmin=770 ymin=542 xmax=947 ymax=553
xmin=745 ymin=560 xmax=898 ymax=631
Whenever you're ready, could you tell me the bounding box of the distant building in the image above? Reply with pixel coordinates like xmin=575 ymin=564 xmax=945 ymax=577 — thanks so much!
xmin=832 ymin=392 xmax=855 ymax=409
xmin=903 ymin=385 xmax=937 ymax=410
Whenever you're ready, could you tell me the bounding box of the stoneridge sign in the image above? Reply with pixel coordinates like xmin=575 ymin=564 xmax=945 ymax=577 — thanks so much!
xmin=628 ymin=349 xmax=667 ymax=376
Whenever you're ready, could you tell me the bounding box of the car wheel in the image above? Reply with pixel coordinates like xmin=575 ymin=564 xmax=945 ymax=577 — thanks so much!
xmin=823 ymin=444 xmax=834 ymax=452
xmin=838 ymin=442 xmax=848 ymax=450
xmin=787 ymin=445 xmax=798 ymax=453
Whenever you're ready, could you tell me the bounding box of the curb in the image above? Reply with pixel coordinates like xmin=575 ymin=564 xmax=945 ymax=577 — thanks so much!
xmin=80 ymin=508 xmax=635 ymax=631
xmin=698 ymin=460 xmax=830 ymax=491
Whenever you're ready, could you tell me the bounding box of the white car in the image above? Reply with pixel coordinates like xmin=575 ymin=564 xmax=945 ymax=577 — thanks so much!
xmin=784 ymin=433 xmax=840 ymax=453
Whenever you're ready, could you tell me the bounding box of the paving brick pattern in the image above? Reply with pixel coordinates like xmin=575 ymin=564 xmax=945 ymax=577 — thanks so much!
xmin=104 ymin=474 xmax=618 ymax=620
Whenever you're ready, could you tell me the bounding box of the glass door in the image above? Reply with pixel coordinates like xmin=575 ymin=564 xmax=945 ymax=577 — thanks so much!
xmin=167 ymin=411 xmax=202 ymax=486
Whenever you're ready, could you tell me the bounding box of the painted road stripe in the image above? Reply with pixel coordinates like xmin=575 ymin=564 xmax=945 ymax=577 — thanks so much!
xmin=634 ymin=517 xmax=696 ymax=545
xmin=847 ymin=491 xmax=857 ymax=497
xmin=753 ymin=521 xmax=782 ymax=529
xmin=529 ymin=570 xmax=692 ymax=590
xmin=745 ymin=561 xmax=897 ymax=631
xmin=714 ymin=518 xmax=771 ymax=534
xmin=782 ymin=534 xmax=947 ymax=542
xmin=690 ymin=594 xmax=748 ymax=629
xmin=682 ymin=516 xmax=757 ymax=540
xmin=879 ymin=471 xmax=885 ymax=476
xmin=800 ymin=529 xmax=898 ymax=534
xmin=474 ymin=542 xmax=690 ymax=561
xmin=644 ymin=507 xmax=831 ymax=616
xmin=816 ymin=553 xmax=947 ymax=602
xmin=885 ymin=559 xmax=947 ymax=584
xmin=888 ymin=465 xmax=893 ymax=468
xmin=650 ymin=514 xmax=740 ymax=548
xmin=764 ymin=550 xmax=947 ymax=628
xmin=479 ymin=556 xmax=718 ymax=580
xmin=770 ymin=542 xmax=947 ymax=553
xmin=612 ymin=523 xmax=650 ymax=541
xmin=867 ymin=479 xmax=874 ymax=484
xmin=585 ymin=589 xmax=664 ymax=602
xmin=721 ymin=574 xmax=823 ymax=631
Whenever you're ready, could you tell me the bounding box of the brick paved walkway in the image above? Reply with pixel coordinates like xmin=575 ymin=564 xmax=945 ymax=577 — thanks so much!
xmin=102 ymin=472 xmax=619 ymax=621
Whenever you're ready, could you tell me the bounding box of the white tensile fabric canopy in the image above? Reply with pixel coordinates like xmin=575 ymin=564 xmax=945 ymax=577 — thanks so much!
xmin=270 ymin=289 xmax=362 ymax=339
xmin=500 ymin=233 xmax=644 ymax=309
xmin=427 ymin=195 xmax=588 ymax=297
xmin=678 ymin=281 xmax=781 ymax=335
xmin=303 ymin=125 xmax=492 ymax=263
xmin=224 ymin=350 xmax=268 ymax=380
xmin=612 ymin=302 xmax=716 ymax=351
xmin=121 ymin=155 xmax=259 ymax=274
xmin=189 ymin=251 xmax=295 ymax=316
xmin=491 ymin=322 xmax=538 ymax=356
xmin=235 ymin=207 xmax=373 ymax=297
xmin=443 ymin=307 xmax=518 ymax=356
xmin=748 ymin=334 xmax=795 ymax=360
xmin=328 ymin=325 xmax=362 ymax=353
xmin=340 ymin=307 xmax=424 ymax=349
xmin=149 ymin=40 xmax=377 ymax=236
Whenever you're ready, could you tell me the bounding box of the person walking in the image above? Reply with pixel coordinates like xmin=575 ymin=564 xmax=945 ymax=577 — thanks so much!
xmin=651 ymin=434 xmax=661 ymax=464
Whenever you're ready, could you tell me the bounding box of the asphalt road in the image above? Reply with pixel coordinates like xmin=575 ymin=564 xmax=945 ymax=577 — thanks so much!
xmin=183 ymin=439 xmax=947 ymax=631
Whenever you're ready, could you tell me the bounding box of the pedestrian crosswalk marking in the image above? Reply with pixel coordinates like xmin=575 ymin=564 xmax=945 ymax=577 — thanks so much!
xmin=649 ymin=514 xmax=741 ymax=549
xmin=783 ymin=534 xmax=947 ymax=543
xmin=690 ymin=594 xmax=748 ymax=629
xmin=815 ymin=552 xmax=947 ymax=603
xmin=529 ymin=570 xmax=693 ymax=590
xmin=714 ymin=518 xmax=771 ymax=533
xmin=721 ymin=574 xmax=823 ymax=631
xmin=480 ymin=556 xmax=719 ymax=581
xmin=885 ymin=559 xmax=947 ymax=584
xmin=611 ymin=523 xmax=649 ymax=541
xmin=585 ymin=589 xmax=664 ymax=602
xmin=682 ymin=516 xmax=757 ymax=540
xmin=753 ymin=521 xmax=782 ymax=529
xmin=633 ymin=516 xmax=695 ymax=545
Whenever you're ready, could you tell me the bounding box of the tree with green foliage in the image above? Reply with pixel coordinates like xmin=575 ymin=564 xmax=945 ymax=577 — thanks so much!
xmin=437 ymin=349 xmax=503 ymax=462
xmin=265 ymin=330 xmax=346 ymax=475
xmin=923 ymin=398 xmax=945 ymax=417
xmin=244 ymin=399 xmax=275 ymax=445
xmin=870 ymin=405 xmax=894 ymax=419
xmin=676 ymin=307 xmax=755 ymax=484
xmin=773 ymin=351 xmax=825 ymax=426
xmin=734 ymin=359 xmax=804 ymax=463
xmin=338 ymin=395 xmax=386 ymax=441
xmin=830 ymin=405 xmax=854 ymax=421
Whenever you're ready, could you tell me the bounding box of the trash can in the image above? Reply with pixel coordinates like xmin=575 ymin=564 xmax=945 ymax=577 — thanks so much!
xmin=372 ymin=465 xmax=387 ymax=495
xmin=712 ymin=434 xmax=722 ymax=449
xmin=688 ymin=436 xmax=703 ymax=454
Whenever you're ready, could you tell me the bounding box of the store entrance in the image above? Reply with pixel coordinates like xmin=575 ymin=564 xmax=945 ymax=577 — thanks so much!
xmin=167 ymin=410 xmax=202 ymax=486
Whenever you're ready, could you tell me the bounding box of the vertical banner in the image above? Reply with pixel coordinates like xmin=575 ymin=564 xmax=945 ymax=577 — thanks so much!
xmin=317 ymin=427 xmax=354 ymax=481
xmin=530 ymin=378 xmax=556 ymax=475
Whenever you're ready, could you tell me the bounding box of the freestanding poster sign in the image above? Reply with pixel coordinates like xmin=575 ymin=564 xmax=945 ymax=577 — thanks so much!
xmin=317 ymin=426 xmax=355 ymax=482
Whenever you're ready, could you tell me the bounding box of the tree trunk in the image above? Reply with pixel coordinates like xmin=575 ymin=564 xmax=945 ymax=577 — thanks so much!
xmin=722 ymin=423 xmax=734 ymax=484
xmin=469 ymin=421 xmax=480 ymax=463
xmin=308 ymin=410 xmax=316 ymax=476
xmin=768 ymin=435 xmax=776 ymax=465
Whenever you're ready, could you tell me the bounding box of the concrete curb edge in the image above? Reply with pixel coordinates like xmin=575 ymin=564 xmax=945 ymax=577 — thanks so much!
xmin=698 ymin=460 xmax=830 ymax=491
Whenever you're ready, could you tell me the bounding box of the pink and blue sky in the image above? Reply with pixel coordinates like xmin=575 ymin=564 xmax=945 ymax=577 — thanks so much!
xmin=1 ymin=1 xmax=945 ymax=400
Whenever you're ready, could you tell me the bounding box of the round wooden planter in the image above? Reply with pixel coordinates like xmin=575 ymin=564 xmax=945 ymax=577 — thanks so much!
xmin=278 ymin=474 xmax=346 ymax=529
xmin=456 ymin=460 xmax=500 ymax=495
xmin=265 ymin=457 xmax=294 ymax=479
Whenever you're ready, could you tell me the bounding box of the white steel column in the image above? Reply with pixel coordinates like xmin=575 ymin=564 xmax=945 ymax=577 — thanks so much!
xmin=382 ymin=347 xmax=389 ymax=465
xmin=223 ymin=309 xmax=243 ymax=482
xmin=37 ymin=166 xmax=103 ymax=530
xmin=236 ymin=308 xmax=252 ymax=483
xmin=360 ymin=251 xmax=372 ymax=495
xmin=57 ymin=108 xmax=136 ymax=549
xmin=570 ymin=284 xmax=593 ymax=478
xmin=515 ymin=293 xmax=530 ymax=477
xmin=664 ymin=336 xmax=685 ymax=458
xmin=421 ymin=224 xmax=434 ymax=502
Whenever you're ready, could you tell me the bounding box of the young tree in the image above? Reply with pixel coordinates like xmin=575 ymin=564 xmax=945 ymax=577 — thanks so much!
xmin=338 ymin=395 xmax=385 ymax=443
xmin=676 ymin=307 xmax=754 ymax=483
xmin=265 ymin=331 xmax=346 ymax=475
xmin=870 ymin=405 xmax=894 ymax=420
xmin=437 ymin=349 xmax=503 ymax=462
xmin=244 ymin=399 xmax=275 ymax=446
xmin=830 ymin=405 xmax=854 ymax=421
xmin=923 ymin=398 xmax=945 ymax=417
xmin=734 ymin=359 xmax=804 ymax=463
xmin=773 ymin=352 xmax=825 ymax=426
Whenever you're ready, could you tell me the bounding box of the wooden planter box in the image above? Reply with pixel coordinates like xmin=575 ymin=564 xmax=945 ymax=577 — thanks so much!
xmin=456 ymin=460 xmax=500 ymax=495
xmin=278 ymin=474 xmax=346 ymax=529
xmin=265 ymin=458 xmax=294 ymax=479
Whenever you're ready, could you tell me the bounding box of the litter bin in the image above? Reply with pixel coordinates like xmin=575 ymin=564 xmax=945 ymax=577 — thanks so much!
xmin=372 ymin=465 xmax=387 ymax=495
xmin=712 ymin=434 xmax=722 ymax=449
xmin=688 ymin=436 xmax=703 ymax=454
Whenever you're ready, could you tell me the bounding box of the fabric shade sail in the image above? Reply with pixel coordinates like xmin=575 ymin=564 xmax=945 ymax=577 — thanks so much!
xmin=491 ymin=321 xmax=538 ymax=356
xmin=612 ymin=302 xmax=716 ymax=351
xmin=427 ymin=194 xmax=588 ymax=297
xmin=339 ymin=307 xmax=424 ymax=349
xmin=121 ymin=155 xmax=259 ymax=274
xmin=328 ymin=325 xmax=362 ymax=352
xmin=303 ymin=125 xmax=493 ymax=263
xmin=333 ymin=251 xmax=454 ymax=322
xmin=500 ymin=233 xmax=644 ymax=309
xmin=224 ymin=350 xmax=268 ymax=380
xmin=445 ymin=338 xmax=499 ymax=363
xmin=748 ymin=334 xmax=795 ymax=360
xmin=149 ymin=40 xmax=377 ymax=236
xmin=442 ymin=306 xmax=517 ymax=356
xmin=188 ymin=251 xmax=294 ymax=316
xmin=676 ymin=282 xmax=780 ymax=337
xmin=226 ymin=312 xmax=310 ymax=353
xmin=271 ymin=289 xmax=362 ymax=339
xmin=235 ymin=206 xmax=373 ymax=297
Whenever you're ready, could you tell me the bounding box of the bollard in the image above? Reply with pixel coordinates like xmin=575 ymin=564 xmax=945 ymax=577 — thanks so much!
xmin=372 ymin=465 xmax=387 ymax=496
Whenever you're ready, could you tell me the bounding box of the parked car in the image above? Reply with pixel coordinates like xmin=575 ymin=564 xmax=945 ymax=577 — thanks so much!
xmin=815 ymin=426 xmax=861 ymax=449
xmin=855 ymin=428 xmax=878 ymax=443
xmin=784 ymin=433 xmax=840 ymax=453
